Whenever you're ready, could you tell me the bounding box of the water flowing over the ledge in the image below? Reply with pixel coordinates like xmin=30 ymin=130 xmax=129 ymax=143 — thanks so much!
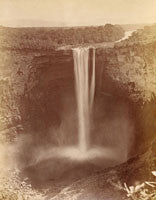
xmin=73 ymin=47 xmax=95 ymax=152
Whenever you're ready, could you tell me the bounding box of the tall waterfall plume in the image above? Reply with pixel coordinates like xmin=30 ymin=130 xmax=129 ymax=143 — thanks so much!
xmin=73 ymin=47 xmax=95 ymax=152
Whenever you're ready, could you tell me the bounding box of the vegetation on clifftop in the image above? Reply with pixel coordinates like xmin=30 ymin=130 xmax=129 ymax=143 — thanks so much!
xmin=0 ymin=24 xmax=124 ymax=50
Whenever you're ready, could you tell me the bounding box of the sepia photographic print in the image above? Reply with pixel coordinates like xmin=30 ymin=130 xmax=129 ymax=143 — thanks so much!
xmin=0 ymin=0 xmax=156 ymax=199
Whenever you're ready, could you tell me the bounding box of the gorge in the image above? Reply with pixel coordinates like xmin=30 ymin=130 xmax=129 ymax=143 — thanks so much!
xmin=0 ymin=24 xmax=156 ymax=199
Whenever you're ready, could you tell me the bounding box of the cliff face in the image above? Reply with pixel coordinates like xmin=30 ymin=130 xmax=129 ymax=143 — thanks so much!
xmin=0 ymin=49 xmax=73 ymax=141
xmin=97 ymin=41 xmax=156 ymax=102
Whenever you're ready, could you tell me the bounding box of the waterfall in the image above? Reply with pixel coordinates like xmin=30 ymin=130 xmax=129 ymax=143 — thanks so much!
xmin=73 ymin=47 xmax=95 ymax=152
xmin=32 ymin=47 xmax=118 ymax=162
xmin=90 ymin=48 xmax=95 ymax=111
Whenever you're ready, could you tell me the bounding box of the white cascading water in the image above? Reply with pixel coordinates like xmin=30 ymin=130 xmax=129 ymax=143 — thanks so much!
xmin=73 ymin=47 xmax=95 ymax=152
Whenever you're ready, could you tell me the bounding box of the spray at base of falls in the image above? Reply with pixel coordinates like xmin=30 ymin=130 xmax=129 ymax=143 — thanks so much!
xmin=73 ymin=47 xmax=95 ymax=152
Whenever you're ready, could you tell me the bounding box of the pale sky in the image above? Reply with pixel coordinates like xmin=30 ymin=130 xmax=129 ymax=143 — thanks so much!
xmin=0 ymin=0 xmax=156 ymax=27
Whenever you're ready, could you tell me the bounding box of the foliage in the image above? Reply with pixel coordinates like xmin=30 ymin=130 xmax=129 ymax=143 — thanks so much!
xmin=0 ymin=24 xmax=124 ymax=50
xmin=123 ymin=171 xmax=156 ymax=200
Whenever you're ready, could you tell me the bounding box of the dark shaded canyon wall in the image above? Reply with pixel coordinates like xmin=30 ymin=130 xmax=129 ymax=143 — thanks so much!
xmin=0 ymin=49 xmax=75 ymax=141
xmin=22 ymin=50 xmax=75 ymax=135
